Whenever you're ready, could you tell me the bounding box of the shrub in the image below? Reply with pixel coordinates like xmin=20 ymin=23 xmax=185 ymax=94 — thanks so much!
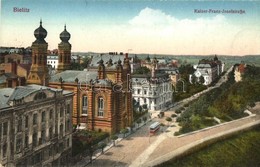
xmin=171 ymin=114 xmax=177 ymax=118
xmin=176 ymin=117 xmax=182 ymax=122
xmin=175 ymin=109 xmax=182 ymax=114
xmin=174 ymin=131 xmax=181 ymax=136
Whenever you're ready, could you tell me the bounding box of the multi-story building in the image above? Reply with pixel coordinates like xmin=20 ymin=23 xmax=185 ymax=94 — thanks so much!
xmin=190 ymin=55 xmax=224 ymax=85
xmin=234 ymin=63 xmax=246 ymax=82
xmin=47 ymin=55 xmax=59 ymax=69
xmin=49 ymin=53 xmax=133 ymax=134
xmin=0 ymin=84 xmax=73 ymax=167
xmin=132 ymin=58 xmax=172 ymax=111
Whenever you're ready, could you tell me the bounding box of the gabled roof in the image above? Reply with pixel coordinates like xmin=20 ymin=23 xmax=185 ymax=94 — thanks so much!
xmin=0 ymin=88 xmax=14 ymax=108
xmin=0 ymin=84 xmax=70 ymax=109
xmin=50 ymin=70 xmax=98 ymax=83
xmin=0 ymin=73 xmax=19 ymax=84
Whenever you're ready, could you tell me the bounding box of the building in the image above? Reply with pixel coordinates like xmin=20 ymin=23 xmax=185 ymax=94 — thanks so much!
xmin=4 ymin=53 xmax=23 ymax=64
xmin=0 ymin=62 xmax=29 ymax=88
xmin=132 ymin=58 xmax=172 ymax=111
xmin=47 ymin=55 xmax=59 ymax=69
xmin=234 ymin=63 xmax=246 ymax=82
xmin=190 ymin=55 xmax=224 ymax=85
xmin=27 ymin=20 xmax=49 ymax=86
xmin=49 ymin=53 xmax=133 ymax=134
xmin=57 ymin=25 xmax=71 ymax=73
xmin=0 ymin=85 xmax=73 ymax=167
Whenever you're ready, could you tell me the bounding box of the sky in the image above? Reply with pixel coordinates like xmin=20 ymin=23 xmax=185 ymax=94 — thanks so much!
xmin=0 ymin=0 xmax=260 ymax=56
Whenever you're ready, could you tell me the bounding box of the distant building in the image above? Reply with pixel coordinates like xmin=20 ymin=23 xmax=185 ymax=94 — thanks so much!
xmin=47 ymin=55 xmax=59 ymax=69
xmin=129 ymin=55 xmax=141 ymax=73
xmin=0 ymin=85 xmax=73 ymax=167
xmin=234 ymin=63 xmax=246 ymax=82
xmin=0 ymin=62 xmax=28 ymax=88
xmin=190 ymin=55 xmax=224 ymax=85
xmin=132 ymin=58 xmax=172 ymax=111
xmin=158 ymin=67 xmax=180 ymax=87
xmin=4 ymin=53 xmax=23 ymax=64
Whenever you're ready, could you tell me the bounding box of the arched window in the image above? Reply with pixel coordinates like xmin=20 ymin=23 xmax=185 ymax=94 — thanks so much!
xmin=98 ymin=97 xmax=104 ymax=117
xmin=82 ymin=96 xmax=88 ymax=114
xmin=34 ymin=92 xmax=47 ymax=101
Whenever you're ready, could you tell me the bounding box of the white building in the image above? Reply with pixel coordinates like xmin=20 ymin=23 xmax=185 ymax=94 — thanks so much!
xmin=132 ymin=59 xmax=172 ymax=111
xmin=190 ymin=55 xmax=224 ymax=85
xmin=47 ymin=55 xmax=59 ymax=69
xmin=234 ymin=63 xmax=246 ymax=82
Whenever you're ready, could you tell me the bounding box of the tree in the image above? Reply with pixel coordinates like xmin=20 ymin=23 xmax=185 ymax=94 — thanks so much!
xmin=120 ymin=128 xmax=129 ymax=138
xmin=98 ymin=141 xmax=107 ymax=154
xmin=111 ymin=135 xmax=118 ymax=146
xmin=166 ymin=117 xmax=172 ymax=126
xmin=199 ymin=76 xmax=205 ymax=85
xmin=134 ymin=66 xmax=150 ymax=74
xmin=136 ymin=119 xmax=142 ymax=127
xmin=191 ymin=74 xmax=197 ymax=84
xmin=142 ymin=116 xmax=147 ymax=124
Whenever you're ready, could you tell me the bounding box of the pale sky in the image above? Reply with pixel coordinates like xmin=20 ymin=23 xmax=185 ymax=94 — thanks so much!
xmin=0 ymin=0 xmax=260 ymax=56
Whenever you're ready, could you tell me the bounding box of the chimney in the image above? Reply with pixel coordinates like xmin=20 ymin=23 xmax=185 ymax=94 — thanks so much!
xmin=11 ymin=62 xmax=17 ymax=75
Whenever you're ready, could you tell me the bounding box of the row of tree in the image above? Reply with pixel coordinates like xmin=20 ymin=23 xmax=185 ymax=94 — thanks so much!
xmin=177 ymin=65 xmax=260 ymax=134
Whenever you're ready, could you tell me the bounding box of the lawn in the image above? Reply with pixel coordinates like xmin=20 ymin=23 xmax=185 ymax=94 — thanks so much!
xmin=158 ymin=126 xmax=260 ymax=167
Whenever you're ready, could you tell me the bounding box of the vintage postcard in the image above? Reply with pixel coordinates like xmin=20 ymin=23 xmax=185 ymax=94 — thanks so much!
xmin=0 ymin=0 xmax=259 ymax=167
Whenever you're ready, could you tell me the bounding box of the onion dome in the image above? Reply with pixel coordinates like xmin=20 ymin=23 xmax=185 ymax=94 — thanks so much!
xmin=214 ymin=55 xmax=218 ymax=61
xmin=60 ymin=25 xmax=71 ymax=43
xmin=117 ymin=59 xmax=122 ymax=65
xmin=34 ymin=20 xmax=47 ymax=43
xmin=116 ymin=59 xmax=123 ymax=71
xmin=98 ymin=59 xmax=104 ymax=65
xmin=107 ymin=58 xmax=113 ymax=67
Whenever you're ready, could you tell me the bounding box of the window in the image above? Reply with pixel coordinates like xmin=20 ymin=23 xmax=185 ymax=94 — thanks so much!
xmin=49 ymin=109 xmax=53 ymax=120
xmin=25 ymin=115 xmax=28 ymax=128
xmin=25 ymin=135 xmax=29 ymax=148
xmin=17 ymin=119 xmax=22 ymax=132
xmin=3 ymin=122 xmax=8 ymax=136
xmin=41 ymin=130 xmax=46 ymax=144
xmin=34 ymin=92 xmax=47 ymax=101
xmin=66 ymin=120 xmax=70 ymax=132
xmin=33 ymin=132 xmax=37 ymax=147
xmin=137 ymin=89 xmax=140 ymax=94
xmin=16 ymin=138 xmax=22 ymax=153
xmin=67 ymin=138 xmax=70 ymax=147
xmin=33 ymin=113 xmax=37 ymax=125
xmin=42 ymin=111 xmax=46 ymax=122
xmin=82 ymin=96 xmax=87 ymax=114
xmin=66 ymin=104 xmax=70 ymax=114
xmin=60 ymin=124 xmax=64 ymax=136
xmin=60 ymin=107 xmax=64 ymax=117
xmin=49 ymin=127 xmax=53 ymax=139
xmin=144 ymin=89 xmax=147 ymax=95
xmin=144 ymin=98 xmax=147 ymax=104
xmin=33 ymin=153 xmax=41 ymax=164
xmin=3 ymin=143 xmax=7 ymax=157
xmin=98 ymin=97 xmax=104 ymax=117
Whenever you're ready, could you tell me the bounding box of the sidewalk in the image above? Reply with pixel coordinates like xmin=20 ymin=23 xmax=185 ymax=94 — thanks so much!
xmin=74 ymin=113 xmax=152 ymax=167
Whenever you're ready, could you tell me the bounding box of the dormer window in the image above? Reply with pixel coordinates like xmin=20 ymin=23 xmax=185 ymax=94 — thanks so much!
xmin=34 ymin=92 xmax=47 ymax=101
